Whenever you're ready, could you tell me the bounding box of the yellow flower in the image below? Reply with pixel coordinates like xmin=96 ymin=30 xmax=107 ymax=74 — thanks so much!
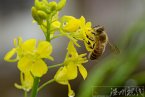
xmin=65 ymin=41 xmax=88 ymax=79
xmin=61 ymin=16 xmax=80 ymax=32
xmin=78 ymin=16 xmax=95 ymax=51
xmin=61 ymin=16 xmax=93 ymax=41
xmin=4 ymin=37 xmax=53 ymax=77
xmin=54 ymin=41 xmax=88 ymax=97
xmin=60 ymin=16 xmax=95 ymax=50
xmin=15 ymin=72 xmax=34 ymax=91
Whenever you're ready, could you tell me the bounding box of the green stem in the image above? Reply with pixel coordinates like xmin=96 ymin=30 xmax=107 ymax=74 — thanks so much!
xmin=38 ymin=79 xmax=55 ymax=91
xmin=24 ymin=91 xmax=28 ymax=97
xmin=48 ymin=63 xmax=63 ymax=69
xmin=46 ymin=18 xmax=51 ymax=41
xmin=30 ymin=77 xmax=40 ymax=97
xmin=40 ymin=25 xmax=47 ymax=37
xmin=50 ymin=34 xmax=65 ymax=40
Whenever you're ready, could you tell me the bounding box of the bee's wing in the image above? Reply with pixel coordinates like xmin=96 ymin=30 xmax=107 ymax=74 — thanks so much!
xmin=108 ymin=41 xmax=120 ymax=54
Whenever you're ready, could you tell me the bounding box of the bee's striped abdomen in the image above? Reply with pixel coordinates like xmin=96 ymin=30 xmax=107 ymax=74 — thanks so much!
xmin=89 ymin=41 xmax=105 ymax=60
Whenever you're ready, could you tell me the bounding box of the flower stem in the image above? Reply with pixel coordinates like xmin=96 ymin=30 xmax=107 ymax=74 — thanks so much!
xmin=50 ymin=34 xmax=64 ymax=40
xmin=48 ymin=63 xmax=63 ymax=69
xmin=30 ymin=77 xmax=40 ymax=97
xmin=38 ymin=79 xmax=55 ymax=91
xmin=46 ymin=16 xmax=52 ymax=42
xmin=24 ymin=91 xmax=28 ymax=97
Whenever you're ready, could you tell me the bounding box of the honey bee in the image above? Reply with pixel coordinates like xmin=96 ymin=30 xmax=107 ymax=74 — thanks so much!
xmin=87 ymin=25 xmax=120 ymax=60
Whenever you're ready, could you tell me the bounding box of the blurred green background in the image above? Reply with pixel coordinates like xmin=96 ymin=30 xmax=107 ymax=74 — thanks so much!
xmin=0 ymin=0 xmax=145 ymax=97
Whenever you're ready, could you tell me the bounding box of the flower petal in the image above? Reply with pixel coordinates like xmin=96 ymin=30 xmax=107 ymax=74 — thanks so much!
xmin=78 ymin=65 xmax=87 ymax=80
xmin=31 ymin=59 xmax=48 ymax=77
xmin=4 ymin=48 xmax=18 ymax=62
xmin=61 ymin=16 xmax=80 ymax=32
xmin=66 ymin=63 xmax=77 ymax=80
xmin=54 ymin=67 xmax=68 ymax=85
xmin=86 ymin=22 xmax=92 ymax=28
xmin=63 ymin=19 xmax=80 ymax=32
xmin=18 ymin=56 xmax=32 ymax=73
xmin=79 ymin=16 xmax=85 ymax=25
xmin=37 ymin=41 xmax=53 ymax=60
xmin=67 ymin=41 xmax=78 ymax=58
xmin=22 ymin=39 xmax=36 ymax=52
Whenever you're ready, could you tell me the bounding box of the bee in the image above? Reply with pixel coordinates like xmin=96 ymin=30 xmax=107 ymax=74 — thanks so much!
xmin=87 ymin=25 xmax=120 ymax=60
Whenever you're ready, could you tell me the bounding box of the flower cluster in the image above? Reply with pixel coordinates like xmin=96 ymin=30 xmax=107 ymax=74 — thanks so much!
xmin=32 ymin=0 xmax=95 ymax=49
xmin=4 ymin=37 xmax=53 ymax=90
xmin=4 ymin=0 xmax=95 ymax=97
xmin=54 ymin=41 xmax=88 ymax=97
xmin=31 ymin=0 xmax=66 ymax=40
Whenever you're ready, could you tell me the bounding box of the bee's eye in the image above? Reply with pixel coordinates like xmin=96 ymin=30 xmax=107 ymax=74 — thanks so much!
xmin=97 ymin=28 xmax=104 ymax=33
xmin=96 ymin=28 xmax=104 ymax=34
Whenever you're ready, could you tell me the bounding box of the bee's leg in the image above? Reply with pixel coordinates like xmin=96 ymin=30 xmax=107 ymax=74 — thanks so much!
xmin=91 ymin=32 xmax=96 ymax=35
xmin=92 ymin=43 xmax=95 ymax=48
xmin=88 ymin=52 xmax=92 ymax=59
xmin=86 ymin=41 xmax=94 ymax=49
xmin=86 ymin=34 xmax=95 ymax=41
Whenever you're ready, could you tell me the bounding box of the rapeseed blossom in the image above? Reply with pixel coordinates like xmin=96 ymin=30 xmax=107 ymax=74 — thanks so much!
xmin=54 ymin=41 xmax=88 ymax=97
xmin=4 ymin=37 xmax=53 ymax=77
xmin=60 ymin=16 xmax=95 ymax=51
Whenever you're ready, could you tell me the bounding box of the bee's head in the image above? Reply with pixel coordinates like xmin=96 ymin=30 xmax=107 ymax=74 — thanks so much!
xmin=93 ymin=25 xmax=104 ymax=35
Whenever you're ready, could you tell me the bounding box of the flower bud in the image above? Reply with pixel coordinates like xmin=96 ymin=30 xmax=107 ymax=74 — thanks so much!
xmin=34 ymin=0 xmax=42 ymax=9
xmin=31 ymin=7 xmax=38 ymax=20
xmin=57 ymin=0 xmax=66 ymax=11
xmin=48 ymin=1 xmax=57 ymax=11
xmin=31 ymin=7 xmax=43 ymax=24
xmin=37 ymin=10 xmax=47 ymax=19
